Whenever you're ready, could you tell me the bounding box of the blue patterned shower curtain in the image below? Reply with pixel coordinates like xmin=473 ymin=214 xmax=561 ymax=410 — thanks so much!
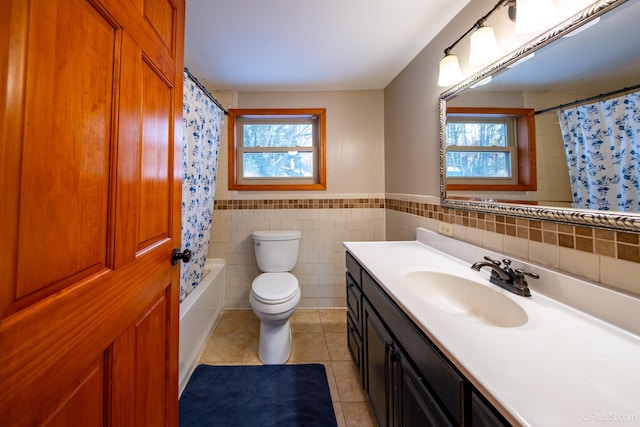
xmin=558 ymin=92 xmax=640 ymax=212
xmin=180 ymin=71 xmax=223 ymax=301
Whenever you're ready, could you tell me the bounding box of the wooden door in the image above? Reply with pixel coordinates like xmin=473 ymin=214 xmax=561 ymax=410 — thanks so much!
xmin=1 ymin=0 xmax=185 ymax=425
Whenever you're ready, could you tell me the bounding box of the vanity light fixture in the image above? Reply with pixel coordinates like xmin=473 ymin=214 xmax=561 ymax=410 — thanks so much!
xmin=513 ymin=0 xmax=559 ymax=34
xmin=469 ymin=24 xmax=501 ymax=65
xmin=438 ymin=52 xmax=464 ymax=87
xmin=438 ymin=0 xmax=510 ymax=87
xmin=437 ymin=0 xmax=559 ymax=87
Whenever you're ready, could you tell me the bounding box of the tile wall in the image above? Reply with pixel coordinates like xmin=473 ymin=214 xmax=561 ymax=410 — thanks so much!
xmin=208 ymin=193 xmax=639 ymax=309
xmin=385 ymin=194 xmax=640 ymax=297
xmin=208 ymin=197 xmax=385 ymax=309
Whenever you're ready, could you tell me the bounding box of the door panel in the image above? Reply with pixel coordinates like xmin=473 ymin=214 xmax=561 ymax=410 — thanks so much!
xmin=15 ymin=0 xmax=115 ymax=303
xmin=0 ymin=0 xmax=185 ymax=424
xmin=114 ymin=31 xmax=144 ymax=268
xmin=43 ymin=356 xmax=105 ymax=427
xmin=110 ymin=291 xmax=169 ymax=426
xmin=135 ymin=295 xmax=169 ymax=426
xmin=138 ymin=60 xmax=172 ymax=251
xmin=143 ymin=0 xmax=177 ymax=55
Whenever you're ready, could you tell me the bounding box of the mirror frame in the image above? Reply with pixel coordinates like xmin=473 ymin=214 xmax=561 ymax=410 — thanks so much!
xmin=439 ymin=0 xmax=640 ymax=232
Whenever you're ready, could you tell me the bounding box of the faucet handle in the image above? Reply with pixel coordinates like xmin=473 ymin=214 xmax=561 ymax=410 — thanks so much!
xmin=483 ymin=256 xmax=502 ymax=266
xmin=513 ymin=269 xmax=538 ymax=297
xmin=515 ymin=269 xmax=540 ymax=280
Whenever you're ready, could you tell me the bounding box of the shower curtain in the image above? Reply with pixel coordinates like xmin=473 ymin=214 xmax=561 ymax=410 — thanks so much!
xmin=558 ymin=92 xmax=640 ymax=212
xmin=180 ymin=71 xmax=223 ymax=301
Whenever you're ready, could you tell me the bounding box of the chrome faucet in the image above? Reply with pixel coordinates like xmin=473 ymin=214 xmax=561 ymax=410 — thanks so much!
xmin=471 ymin=256 xmax=539 ymax=297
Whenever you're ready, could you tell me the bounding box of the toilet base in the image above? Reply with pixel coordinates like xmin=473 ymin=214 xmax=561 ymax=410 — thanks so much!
xmin=258 ymin=320 xmax=292 ymax=364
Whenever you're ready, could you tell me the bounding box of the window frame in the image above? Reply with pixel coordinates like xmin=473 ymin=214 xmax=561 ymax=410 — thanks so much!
xmin=228 ymin=108 xmax=327 ymax=191
xmin=446 ymin=116 xmax=518 ymax=185
xmin=445 ymin=107 xmax=537 ymax=191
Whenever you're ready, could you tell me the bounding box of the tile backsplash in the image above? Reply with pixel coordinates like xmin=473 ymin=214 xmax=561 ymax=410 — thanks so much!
xmin=385 ymin=196 xmax=640 ymax=297
xmin=207 ymin=195 xmax=639 ymax=309
xmin=385 ymin=198 xmax=640 ymax=263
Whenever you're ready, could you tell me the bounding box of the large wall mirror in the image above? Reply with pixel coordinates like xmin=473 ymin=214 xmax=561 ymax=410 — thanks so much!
xmin=440 ymin=0 xmax=640 ymax=231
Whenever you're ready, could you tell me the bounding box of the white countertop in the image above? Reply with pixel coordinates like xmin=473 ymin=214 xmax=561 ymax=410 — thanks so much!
xmin=344 ymin=231 xmax=640 ymax=426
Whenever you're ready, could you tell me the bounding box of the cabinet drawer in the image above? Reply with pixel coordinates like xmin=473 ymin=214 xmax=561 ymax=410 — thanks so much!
xmin=346 ymin=252 xmax=362 ymax=288
xmin=347 ymin=312 xmax=364 ymax=389
xmin=346 ymin=272 xmax=362 ymax=332
xmin=362 ymin=270 xmax=464 ymax=426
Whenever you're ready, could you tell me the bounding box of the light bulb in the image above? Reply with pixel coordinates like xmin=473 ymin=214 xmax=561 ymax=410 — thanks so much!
xmin=438 ymin=54 xmax=463 ymax=87
xmin=469 ymin=26 xmax=501 ymax=65
xmin=515 ymin=0 xmax=558 ymax=34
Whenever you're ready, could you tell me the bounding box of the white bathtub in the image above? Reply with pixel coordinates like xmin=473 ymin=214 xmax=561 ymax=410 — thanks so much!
xmin=178 ymin=258 xmax=225 ymax=395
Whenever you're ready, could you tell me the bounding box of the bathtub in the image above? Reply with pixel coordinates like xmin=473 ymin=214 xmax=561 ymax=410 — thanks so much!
xmin=179 ymin=258 xmax=225 ymax=395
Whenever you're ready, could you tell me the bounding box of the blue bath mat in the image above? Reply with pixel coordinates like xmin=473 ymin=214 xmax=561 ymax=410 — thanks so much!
xmin=179 ymin=363 xmax=338 ymax=427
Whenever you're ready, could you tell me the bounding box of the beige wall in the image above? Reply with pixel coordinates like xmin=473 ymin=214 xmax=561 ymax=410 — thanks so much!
xmin=383 ymin=0 xmax=640 ymax=296
xmin=206 ymin=89 xmax=387 ymax=309
xmin=217 ymin=90 xmax=385 ymax=198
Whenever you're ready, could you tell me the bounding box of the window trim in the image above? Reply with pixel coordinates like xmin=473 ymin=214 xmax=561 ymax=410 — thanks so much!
xmin=228 ymin=108 xmax=327 ymax=191
xmin=446 ymin=116 xmax=518 ymax=185
xmin=445 ymin=107 xmax=537 ymax=191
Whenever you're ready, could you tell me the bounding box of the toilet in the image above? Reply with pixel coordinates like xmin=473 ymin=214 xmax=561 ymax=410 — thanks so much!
xmin=249 ymin=230 xmax=302 ymax=364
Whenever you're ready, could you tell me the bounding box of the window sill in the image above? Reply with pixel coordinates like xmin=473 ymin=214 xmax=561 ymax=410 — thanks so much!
xmin=228 ymin=182 xmax=327 ymax=191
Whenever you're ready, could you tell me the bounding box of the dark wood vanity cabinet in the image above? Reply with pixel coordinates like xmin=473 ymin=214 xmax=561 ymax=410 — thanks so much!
xmin=363 ymin=299 xmax=394 ymax=426
xmin=346 ymin=254 xmax=364 ymax=389
xmin=363 ymin=299 xmax=453 ymax=427
xmin=345 ymin=251 xmax=511 ymax=427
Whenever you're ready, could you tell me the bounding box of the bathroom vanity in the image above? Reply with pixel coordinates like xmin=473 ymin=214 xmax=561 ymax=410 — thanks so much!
xmin=345 ymin=229 xmax=640 ymax=427
xmin=346 ymin=251 xmax=508 ymax=426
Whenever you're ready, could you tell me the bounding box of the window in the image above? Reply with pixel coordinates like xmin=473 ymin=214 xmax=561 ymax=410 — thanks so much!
xmin=228 ymin=109 xmax=326 ymax=191
xmin=445 ymin=107 xmax=536 ymax=191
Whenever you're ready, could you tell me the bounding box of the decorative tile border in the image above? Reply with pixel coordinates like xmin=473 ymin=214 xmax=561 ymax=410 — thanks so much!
xmin=212 ymin=197 xmax=640 ymax=263
xmin=214 ymin=198 xmax=385 ymax=210
xmin=385 ymin=198 xmax=640 ymax=263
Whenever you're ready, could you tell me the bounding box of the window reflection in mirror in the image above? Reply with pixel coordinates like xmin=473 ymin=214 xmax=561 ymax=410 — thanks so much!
xmin=446 ymin=107 xmax=536 ymax=193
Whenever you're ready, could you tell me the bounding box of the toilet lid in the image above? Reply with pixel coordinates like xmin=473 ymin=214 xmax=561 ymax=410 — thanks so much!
xmin=252 ymin=230 xmax=301 ymax=241
xmin=252 ymin=273 xmax=299 ymax=304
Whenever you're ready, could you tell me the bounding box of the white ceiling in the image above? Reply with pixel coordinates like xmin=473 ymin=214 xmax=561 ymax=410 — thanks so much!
xmin=184 ymin=0 xmax=469 ymax=92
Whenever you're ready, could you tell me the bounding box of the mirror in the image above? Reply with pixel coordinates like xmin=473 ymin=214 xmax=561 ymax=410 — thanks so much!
xmin=440 ymin=0 xmax=640 ymax=231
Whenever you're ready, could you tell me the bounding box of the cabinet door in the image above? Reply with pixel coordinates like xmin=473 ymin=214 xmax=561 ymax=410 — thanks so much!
xmin=364 ymin=301 xmax=393 ymax=427
xmin=471 ymin=391 xmax=510 ymax=427
xmin=347 ymin=312 xmax=364 ymax=388
xmin=398 ymin=353 xmax=454 ymax=427
xmin=363 ymin=268 xmax=464 ymax=425
xmin=346 ymin=272 xmax=362 ymax=333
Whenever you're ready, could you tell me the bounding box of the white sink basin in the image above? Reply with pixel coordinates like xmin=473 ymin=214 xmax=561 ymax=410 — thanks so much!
xmin=403 ymin=271 xmax=528 ymax=327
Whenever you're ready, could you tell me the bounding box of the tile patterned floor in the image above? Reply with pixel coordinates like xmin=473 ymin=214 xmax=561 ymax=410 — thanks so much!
xmin=198 ymin=309 xmax=378 ymax=427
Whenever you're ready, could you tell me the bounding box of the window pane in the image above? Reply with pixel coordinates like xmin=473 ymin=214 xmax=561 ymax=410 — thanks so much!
xmin=243 ymin=152 xmax=313 ymax=178
xmin=446 ymin=122 xmax=508 ymax=147
xmin=243 ymin=123 xmax=313 ymax=148
xmin=446 ymin=151 xmax=512 ymax=177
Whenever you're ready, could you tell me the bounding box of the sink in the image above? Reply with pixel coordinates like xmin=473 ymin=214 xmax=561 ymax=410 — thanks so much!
xmin=402 ymin=271 xmax=528 ymax=327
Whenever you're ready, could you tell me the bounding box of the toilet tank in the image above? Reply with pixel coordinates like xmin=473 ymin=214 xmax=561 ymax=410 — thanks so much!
xmin=252 ymin=230 xmax=301 ymax=272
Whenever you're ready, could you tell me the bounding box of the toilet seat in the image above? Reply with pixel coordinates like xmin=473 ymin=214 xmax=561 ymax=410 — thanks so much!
xmin=251 ymin=272 xmax=299 ymax=304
